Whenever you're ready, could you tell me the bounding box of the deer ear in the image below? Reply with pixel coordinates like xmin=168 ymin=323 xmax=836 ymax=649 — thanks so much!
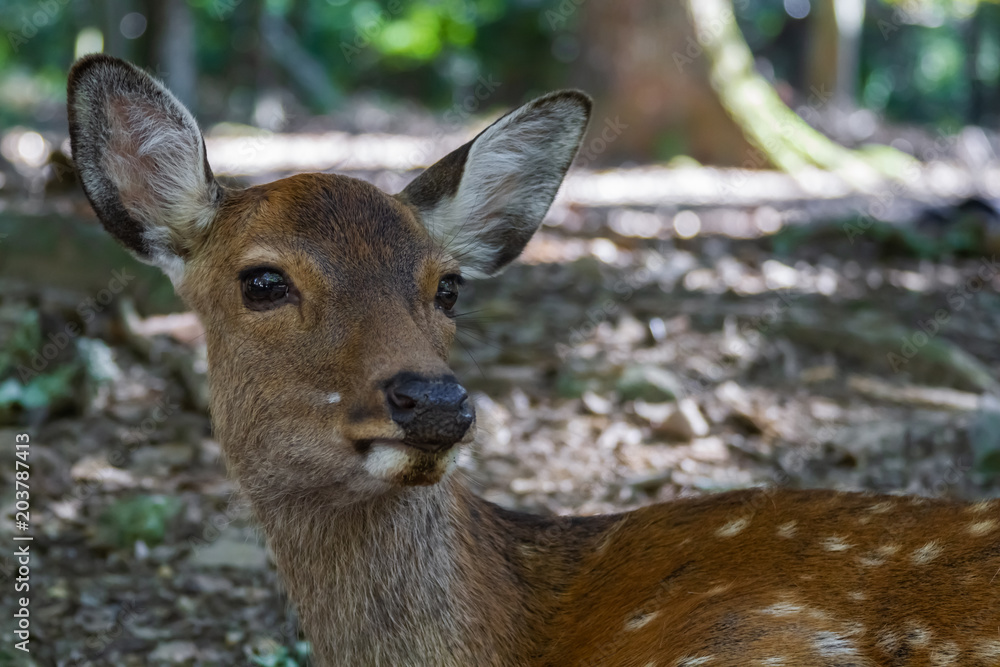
xmin=399 ymin=91 xmax=590 ymax=278
xmin=67 ymin=54 xmax=221 ymax=284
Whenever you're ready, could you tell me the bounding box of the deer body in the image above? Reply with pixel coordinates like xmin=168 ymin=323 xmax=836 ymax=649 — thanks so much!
xmin=68 ymin=55 xmax=1000 ymax=667
xmin=259 ymin=482 xmax=1000 ymax=667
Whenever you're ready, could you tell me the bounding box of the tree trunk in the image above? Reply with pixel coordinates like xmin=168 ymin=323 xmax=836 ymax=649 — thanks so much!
xmin=572 ymin=0 xmax=753 ymax=166
xmin=148 ymin=0 xmax=197 ymax=112
xmin=573 ymin=0 xmax=907 ymax=185
xmin=806 ymin=0 xmax=839 ymax=104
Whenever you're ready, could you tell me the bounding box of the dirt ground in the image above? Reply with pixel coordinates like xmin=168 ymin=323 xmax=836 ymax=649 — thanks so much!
xmin=1 ymin=192 xmax=999 ymax=666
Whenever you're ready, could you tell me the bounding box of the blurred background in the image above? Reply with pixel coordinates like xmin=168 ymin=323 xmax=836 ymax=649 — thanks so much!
xmin=1 ymin=0 xmax=1000 ymax=664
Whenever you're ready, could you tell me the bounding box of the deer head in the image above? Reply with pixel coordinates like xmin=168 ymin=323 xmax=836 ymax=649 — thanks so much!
xmin=68 ymin=55 xmax=590 ymax=506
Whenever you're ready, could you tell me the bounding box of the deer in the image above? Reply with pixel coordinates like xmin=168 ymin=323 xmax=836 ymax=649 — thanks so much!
xmin=67 ymin=54 xmax=1000 ymax=667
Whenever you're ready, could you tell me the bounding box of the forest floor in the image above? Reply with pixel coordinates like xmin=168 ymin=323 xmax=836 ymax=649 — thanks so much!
xmin=1 ymin=167 xmax=999 ymax=665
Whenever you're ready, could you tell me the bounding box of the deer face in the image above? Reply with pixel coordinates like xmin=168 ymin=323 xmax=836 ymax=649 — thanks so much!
xmin=68 ymin=55 xmax=590 ymax=504
xmin=184 ymin=174 xmax=471 ymax=497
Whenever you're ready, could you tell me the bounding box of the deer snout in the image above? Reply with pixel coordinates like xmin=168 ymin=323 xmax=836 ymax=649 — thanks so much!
xmin=384 ymin=373 xmax=474 ymax=452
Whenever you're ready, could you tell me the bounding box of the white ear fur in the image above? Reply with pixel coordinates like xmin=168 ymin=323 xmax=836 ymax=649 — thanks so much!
xmin=402 ymin=91 xmax=591 ymax=278
xmin=68 ymin=55 xmax=221 ymax=284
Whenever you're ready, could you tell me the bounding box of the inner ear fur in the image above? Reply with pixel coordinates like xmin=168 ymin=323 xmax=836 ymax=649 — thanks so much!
xmin=399 ymin=90 xmax=591 ymax=278
xmin=67 ymin=54 xmax=221 ymax=280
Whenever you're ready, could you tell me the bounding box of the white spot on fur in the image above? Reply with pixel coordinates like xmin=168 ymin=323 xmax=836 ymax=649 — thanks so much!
xmin=761 ymin=659 xmax=786 ymax=666
xmin=876 ymin=631 xmax=900 ymax=654
xmin=759 ymin=602 xmax=803 ymax=616
xmin=975 ymin=639 xmax=1000 ymax=660
xmin=929 ymin=640 xmax=960 ymax=665
xmin=716 ymin=517 xmax=750 ymax=537
xmin=820 ymin=536 xmax=853 ymax=552
xmin=967 ymin=519 xmax=997 ymax=536
xmin=912 ymin=541 xmax=942 ymax=565
xmin=814 ymin=631 xmax=859 ymax=657
xmin=704 ymin=582 xmax=732 ymax=596
xmin=625 ymin=610 xmax=660 ymax=631
xmin=906 ymin=624 xmax=931 ymax=648
xmin=867 ymin=500 xmax=895 ymax=514
xmin=877 ymin=544 xmax=900 ymax=556
xmin=967 ymin=499 xmax=994 ymax=514
xmin=327 ymin=392 xmax=342 ymax=404
xmin=844 ymin=622 xmax=866 ymax=637
xmin=858 ymin=544 xmax=899 ymax=567
xmin=776 ymin=521 xmax=797 ymax=538
xmin=676 ymin=657 xmax=714 ymax=666
xmin=847 ymin=591 xmax=866 ymax=601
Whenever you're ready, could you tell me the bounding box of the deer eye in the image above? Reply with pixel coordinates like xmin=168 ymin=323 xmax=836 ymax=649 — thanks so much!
xmin=435 ymin=274 xmax=462 ymax=314
xmin=240 ymin=267 xmax=295 ymax=310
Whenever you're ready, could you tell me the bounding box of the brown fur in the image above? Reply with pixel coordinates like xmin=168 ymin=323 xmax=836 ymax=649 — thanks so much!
xmin=68 ymin=56 xmax=1000 ymax=667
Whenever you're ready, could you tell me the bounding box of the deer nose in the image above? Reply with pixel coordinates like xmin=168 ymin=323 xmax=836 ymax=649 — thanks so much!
xmin=385 ymin=373 xmax=474 ymax=452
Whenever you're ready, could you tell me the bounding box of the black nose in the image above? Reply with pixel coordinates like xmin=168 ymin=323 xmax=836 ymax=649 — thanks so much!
xmin=385 ymin=373 xmax=474 ymax=452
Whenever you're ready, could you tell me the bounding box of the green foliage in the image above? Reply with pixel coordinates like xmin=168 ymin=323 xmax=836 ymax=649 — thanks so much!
xmin=0 ymin=0 xmax=996 ymax=143
xmin=862 ymin=0 xmax=1000 ymax=126
xmin=97 ymin=495 xmax=184 ymax=549
xmin=248 ymin=640 xmax=311 ymax=667
xmin=0 ymin=307 xmax=42 ymax=376
xmin=0 ymin=307 xmax=81 ymax=419
xmin=0 ymin=363 xmax=77 ymax=413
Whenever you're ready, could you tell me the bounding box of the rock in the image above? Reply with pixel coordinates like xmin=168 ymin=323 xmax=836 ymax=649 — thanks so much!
xmin=617 ymin=365 xmax=683 ymax=402
xmin=582 ymin=391 xmax=613 ymax=415
xmin=131 ymin=443 xmax=196 ymax=474
xmin=690 ymin=436 xmax=728 ymax=462
xmin=70 ymin=456 xmax=137 ymax=491
xmin=613 ymin=314 xmax=649 ymax=345
xmin=657 ymin=398 xmax=710 ymax=441
xmin=847 ymin=375 xmax=981 ymax=411
xmin=780 ymin=309 xmax=998 ymax=393
xmin=635 ymin=398 xmax=710 ymax=441
xmin=188 ymin=528 xmax=268 ymax=571
xmin=634 ymin=400 xmax=675 ymax=424
xmin=149 ymin=640 xmax=199 ymax=664
xmin=715 ymin=381 xmax=767 ymax=433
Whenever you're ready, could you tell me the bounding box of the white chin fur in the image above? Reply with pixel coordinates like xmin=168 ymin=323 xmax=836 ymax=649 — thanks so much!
xmin=363 ymin=440 xmax=458 ymax=484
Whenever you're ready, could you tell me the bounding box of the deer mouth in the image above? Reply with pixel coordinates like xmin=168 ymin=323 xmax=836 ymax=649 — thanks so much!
xmin=360 ymin=439 xmax=460 ymax=487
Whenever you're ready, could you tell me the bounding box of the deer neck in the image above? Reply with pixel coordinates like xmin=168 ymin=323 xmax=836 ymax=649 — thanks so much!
xmin=253 ymin=477 xmax=603 ymax=667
